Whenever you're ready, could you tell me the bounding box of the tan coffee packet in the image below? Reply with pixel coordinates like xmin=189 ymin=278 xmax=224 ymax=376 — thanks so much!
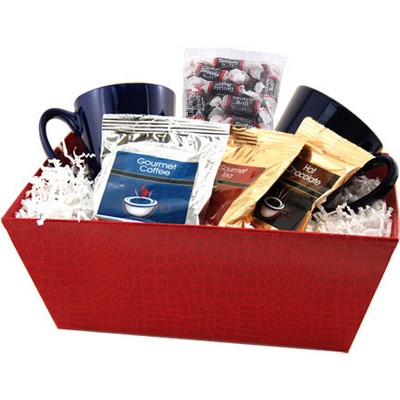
xmin=207 ymin=126 xmax=306 ymax=227
xmin=252 ymin=117 xmax=374 ymax=231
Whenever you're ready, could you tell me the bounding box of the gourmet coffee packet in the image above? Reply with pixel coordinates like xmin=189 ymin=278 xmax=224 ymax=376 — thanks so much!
xmin=93 ymin=114 xmax=230 ymax=225
xmin=251 ymin=117 xmax=375 ymax=231
xmin=211 ymin=127 xmax=306 ymax=227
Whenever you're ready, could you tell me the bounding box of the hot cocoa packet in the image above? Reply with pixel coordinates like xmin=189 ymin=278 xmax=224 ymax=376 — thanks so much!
xmin=206 ymin=126 xmax=306 ymax=227
xmin=251 ymin=117 xmax=374 ymax=231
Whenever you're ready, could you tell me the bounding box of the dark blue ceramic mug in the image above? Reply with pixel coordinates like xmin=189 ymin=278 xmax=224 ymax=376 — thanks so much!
xmin=39 ymin=82 xmax=175 ymax=174
xmin=276 ymin=85 xmax=398 ymax=210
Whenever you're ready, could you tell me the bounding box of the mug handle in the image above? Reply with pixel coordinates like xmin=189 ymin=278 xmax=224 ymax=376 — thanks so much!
xmin=323 ymin=154 xmax=398 ymax=212
xmin=39 ymin=108 xmax=82 ymax=159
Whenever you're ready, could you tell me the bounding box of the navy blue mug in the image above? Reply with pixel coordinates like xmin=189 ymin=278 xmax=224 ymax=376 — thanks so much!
xmin=39 ymin=82 xmax=175 ymax=175
xmin=276 ymin=85 xmax=398 ymax=211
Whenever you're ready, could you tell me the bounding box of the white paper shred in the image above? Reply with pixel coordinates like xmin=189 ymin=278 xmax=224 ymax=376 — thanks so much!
xmin=15 ymin=143 xmax=95 ymax=225
xmin=307 ymin=176 xmax=393 ymax=237
xmin=307 ymin=200 xmax=393 ymax=237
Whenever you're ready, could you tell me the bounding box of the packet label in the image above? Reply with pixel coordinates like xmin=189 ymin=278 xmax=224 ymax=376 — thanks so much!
xmin=97 ymin=151 xmax=198 ymax=223
xmin=253 ymin=155 xmax=339 ymax=230
xmin=205 ymin=161 xmax=265 ymax=225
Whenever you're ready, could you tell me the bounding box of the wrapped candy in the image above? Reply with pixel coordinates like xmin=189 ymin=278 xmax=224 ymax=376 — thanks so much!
xmin=209 ymin=94 xmax=260 ymax=117
xmin=213 ymin=57 xmax=265 ymax=81
xmin=193 ymin=64 xmax=230 ymax=81
xmin=254 ymin=75 xmax=281 ymax=114
xmin=183 ymin=48 xmax=286 ymax=130
xmin=185 ymin=76 xmax=244 ymax=96
xmin=191 ymin=63 xmax=252 ymax=85
xmin=208 ymin=95 xmax=273 ymax=129
xmin=185 ymin=90 xmax=208 ymax=119
xmin=226 ymin=95 xmax=259 ymax=117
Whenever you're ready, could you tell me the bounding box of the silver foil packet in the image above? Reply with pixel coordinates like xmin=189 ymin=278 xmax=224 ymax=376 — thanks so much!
xmin=94 ymin=114 xmax=230 ymax=225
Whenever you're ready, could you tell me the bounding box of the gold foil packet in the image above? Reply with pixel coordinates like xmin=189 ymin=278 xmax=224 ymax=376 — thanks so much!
xmin=252 ymin=117 xmax=375 ymax=231
xmin=206 ymin=126 xmax=306 ymax=227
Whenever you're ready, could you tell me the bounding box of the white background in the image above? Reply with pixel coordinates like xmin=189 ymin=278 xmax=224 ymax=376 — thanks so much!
xmin=1 ymin=1 xmax=399 ymax=399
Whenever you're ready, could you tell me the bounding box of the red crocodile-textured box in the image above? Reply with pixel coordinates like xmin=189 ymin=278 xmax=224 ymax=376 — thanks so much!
xmin=2 ymin=135 xmax=399 ymax=352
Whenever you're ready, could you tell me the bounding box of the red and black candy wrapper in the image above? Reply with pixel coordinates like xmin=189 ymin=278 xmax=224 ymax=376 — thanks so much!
xmin=195 ymin=64 xmax=228 ymax=82
xmin=214 ymin=57 xmax=244 ymax=71
xmin=225 ymin=95 xmax=260 ymax=117
xmin=208 ymin=81 xmax=242 ymax=96
xmin=230 ymin=115 xmax=262 ymax=128
xmin=261 ymin=75 xmax=280 ymax=99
